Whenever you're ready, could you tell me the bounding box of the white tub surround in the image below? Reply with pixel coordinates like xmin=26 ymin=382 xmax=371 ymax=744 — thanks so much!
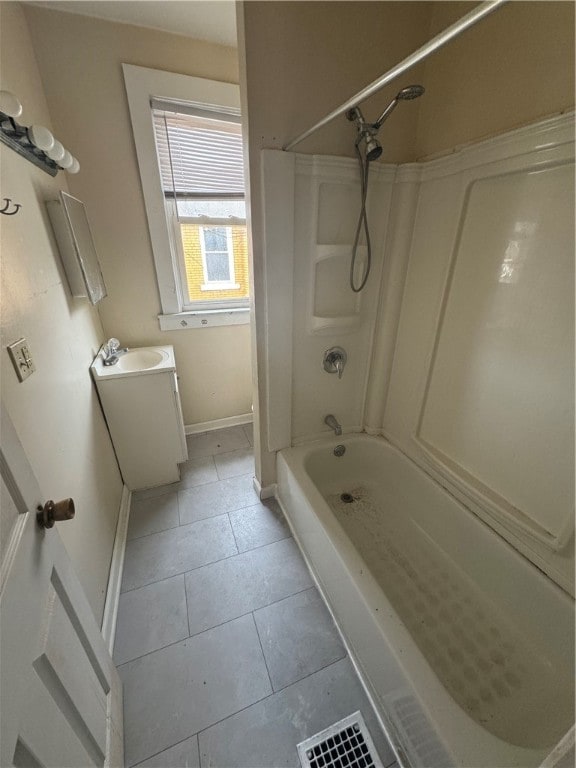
xmin=365 ymin=112 xmax=574 ymax=593
xmin=262 ymin=152 xmax=395 ymax=450
xmin=363 ymin=175 xmax=421 ymax=435
xmin=277 ymin=435 xmax=574 ymax=768
xmin=262 ymin=116 xmax=574 ymax=576
xmin=290 ymin=156 xmax=394 ymax=444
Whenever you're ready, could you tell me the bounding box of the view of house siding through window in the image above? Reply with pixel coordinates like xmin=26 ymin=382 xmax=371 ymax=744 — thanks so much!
xmin=152 ymin=107 xmax=249 ymax=309
xmin=180 ymin=224 xmax=249 ymax=302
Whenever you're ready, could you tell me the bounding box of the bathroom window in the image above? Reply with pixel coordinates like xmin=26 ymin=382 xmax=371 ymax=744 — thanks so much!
xmin=123 ymin=64 xmax=250 ymax=329
xmin=153 ymin=106 xmax=249 ymax=313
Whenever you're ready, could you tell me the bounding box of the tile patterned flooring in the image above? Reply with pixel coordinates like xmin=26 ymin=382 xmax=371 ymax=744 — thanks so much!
xmin=115 ymin=425 xmax=398 ymax=768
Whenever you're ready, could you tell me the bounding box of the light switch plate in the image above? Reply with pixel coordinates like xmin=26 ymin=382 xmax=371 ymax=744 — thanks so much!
xmin=7 ymin=338 xmax=36 ymax=382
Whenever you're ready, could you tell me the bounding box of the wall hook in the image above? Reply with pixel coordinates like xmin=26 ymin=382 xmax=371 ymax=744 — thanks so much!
xmin=0 ymin=198 xmax=21 ymax=215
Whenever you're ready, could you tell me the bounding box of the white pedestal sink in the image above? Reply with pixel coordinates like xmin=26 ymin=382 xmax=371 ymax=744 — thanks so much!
xmin=90 ymin=345 xmax=188 ymax=489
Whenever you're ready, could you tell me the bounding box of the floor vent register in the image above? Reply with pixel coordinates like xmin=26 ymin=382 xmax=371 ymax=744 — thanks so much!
xmin=297 ymin=712 xmax=385 ymax=768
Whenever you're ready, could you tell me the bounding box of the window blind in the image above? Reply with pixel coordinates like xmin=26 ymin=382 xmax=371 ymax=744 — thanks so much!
xmin=152 ymin=108 xmax=245 ymax=198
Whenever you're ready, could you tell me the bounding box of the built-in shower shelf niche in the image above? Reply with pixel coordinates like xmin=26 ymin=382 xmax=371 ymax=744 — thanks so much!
xmin=309 ymin=245 xmax=364 ymax=334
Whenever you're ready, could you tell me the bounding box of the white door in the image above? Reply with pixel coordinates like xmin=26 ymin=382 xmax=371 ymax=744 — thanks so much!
xmin=0 ymin=403 xmax=123 ymax=768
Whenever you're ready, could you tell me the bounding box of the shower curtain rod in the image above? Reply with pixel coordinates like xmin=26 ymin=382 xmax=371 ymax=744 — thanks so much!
xmin=282 ymin=0 xmax=508 ymax=152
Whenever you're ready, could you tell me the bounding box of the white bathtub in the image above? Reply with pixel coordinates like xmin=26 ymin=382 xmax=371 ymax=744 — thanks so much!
xmin=276 ymin=435 xmax=574 ymax=768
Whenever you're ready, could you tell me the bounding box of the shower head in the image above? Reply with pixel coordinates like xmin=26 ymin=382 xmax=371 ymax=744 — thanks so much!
xmin=347 ymin=87 xmax=423 ymax=162
xmin=364 ymin=134 xmax=382 ymax=161
xmin=397 ymin=84 xmax=426 ymax=100
xmin=348 ymin=106 xmax=382 ymax=161
xmin=353 ymin=125 xmax=382 ymax=162
xmin=373 ymin=84 xmax=425 ymax=129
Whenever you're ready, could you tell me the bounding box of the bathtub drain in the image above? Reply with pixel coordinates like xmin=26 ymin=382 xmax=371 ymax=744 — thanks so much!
xmin=297 ymin=711 xmax=384 ymax=768
xmin=340 ymin=493 xmax=355 ymax=504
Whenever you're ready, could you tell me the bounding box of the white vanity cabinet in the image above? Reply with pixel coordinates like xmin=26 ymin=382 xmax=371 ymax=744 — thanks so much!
xmin=91 ymin=345 xmax=188 ymax=490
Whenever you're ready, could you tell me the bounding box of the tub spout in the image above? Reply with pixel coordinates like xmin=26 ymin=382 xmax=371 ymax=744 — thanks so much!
xmin=324 ymin=414 xmax=342 ymax=436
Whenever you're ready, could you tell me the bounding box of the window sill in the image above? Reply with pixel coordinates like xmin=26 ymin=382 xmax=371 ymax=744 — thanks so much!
xmin=200 ymin=282 xmax=240 ymax=291
xmin=158 ymin=308 xmax=250 ymax=330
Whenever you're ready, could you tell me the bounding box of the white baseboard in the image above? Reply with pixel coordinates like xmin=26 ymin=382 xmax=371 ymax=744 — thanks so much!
xmin=101 ymin=484 xmax=131 ymax=655
xmin=253 ymin=476 xmax=276 ymax=500
xmin=185 ymin=412 xmax=253 ymax=436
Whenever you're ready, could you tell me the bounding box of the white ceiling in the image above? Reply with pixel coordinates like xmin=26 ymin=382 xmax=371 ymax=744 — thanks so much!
xmin=27 ymin=1 xmax=237 ymax=47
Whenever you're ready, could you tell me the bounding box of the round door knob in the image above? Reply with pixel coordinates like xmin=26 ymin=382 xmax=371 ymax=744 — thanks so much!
xmin=37 ymin=498 xmax=75 ymax=529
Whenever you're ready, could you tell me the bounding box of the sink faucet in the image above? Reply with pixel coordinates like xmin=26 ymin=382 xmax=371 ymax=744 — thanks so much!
xmin=324 ymin=414 xmax=342 ymax=436
xmin=102 ymin=338 xmax=123 ymax=366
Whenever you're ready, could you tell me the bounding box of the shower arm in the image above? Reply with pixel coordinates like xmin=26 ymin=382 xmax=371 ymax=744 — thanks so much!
xmin=282 ymin=0 xmax=507 ymax=152
xmin=373 ymin=99 xmax=399 ymax=131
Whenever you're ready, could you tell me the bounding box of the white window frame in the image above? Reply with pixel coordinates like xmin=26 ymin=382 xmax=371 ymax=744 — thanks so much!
xmin=199 ymin=226 xmax=239 ymax=291
xmin=122 ymin=63 xmax=249 ymax=330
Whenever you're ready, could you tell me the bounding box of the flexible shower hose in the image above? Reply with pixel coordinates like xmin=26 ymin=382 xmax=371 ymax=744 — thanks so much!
xmin=350 ymin=142 xmax=372 ymax=292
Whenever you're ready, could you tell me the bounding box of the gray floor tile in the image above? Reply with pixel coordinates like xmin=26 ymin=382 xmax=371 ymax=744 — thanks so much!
xmin=120 ymin=615 xmax=272 ymax=766
xmin=184 ymin=538 xmax=314 ymax=636
xmin=253 ymin=587 xmax=346 ymax=691
xmin=127 ymin=492 xmax=179 ymax=541
xmin=186 ymin=426 xmax=249 ymax=459
xmin=132 ymin=458 xmax=218 ymax=500
xmin=114 ymin=575 xmax=189 ymax=665
xmin=178 ymin=473 xmax=258 ymax=526
xmin=198 ymin=657 xmax=396 ymax=768
xmin=133 ymin=735 xmax=200 ymax=768
xmin=122 ymin=515 xmax=237 ymax=592
xmin=214 ymin=447 xmax=254 ymax=480
xmin=228 ymin=498 xmax=290 ymax=553
xmin=179 ymin=456 xmax=219 ymax=490
xmin=243 ymin=422 xmax=254 ymax=446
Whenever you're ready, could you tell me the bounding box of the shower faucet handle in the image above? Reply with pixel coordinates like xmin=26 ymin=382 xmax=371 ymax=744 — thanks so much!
xmin=323 ymin=347 xmax=347 ymax=379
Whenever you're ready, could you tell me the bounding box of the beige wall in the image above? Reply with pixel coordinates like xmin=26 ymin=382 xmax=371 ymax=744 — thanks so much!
xmin=239 ymin=0 xmax=574 ymax=486
xmin=416 ymin=1 xmax=575 ymax=159
xmin=240 ymin=0 xmax=575 ymax=167
xmin=238 ymin=0 xmax=433 ymax=486
xmin=241 ymin=1 xmax=433 ymax=162
xmin=0 ymin=2 xmax=123 ymax=623
xmin=24 ymin=5 xmax=252 ymax=426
